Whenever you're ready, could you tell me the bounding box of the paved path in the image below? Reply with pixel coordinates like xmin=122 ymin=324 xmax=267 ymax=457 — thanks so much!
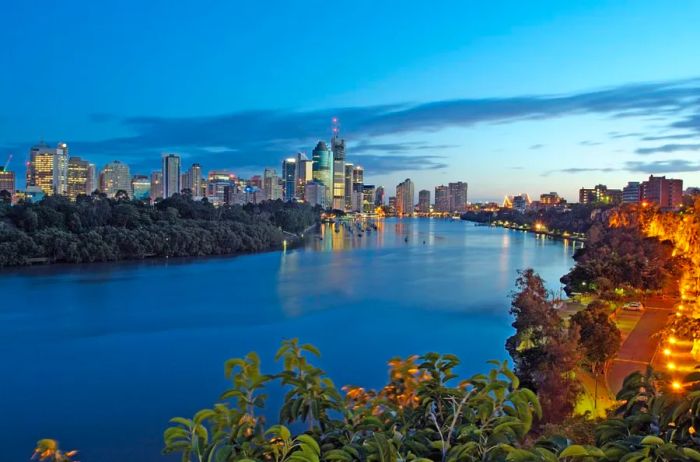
xmin=607 ymin=299 xmax=674 ymax=394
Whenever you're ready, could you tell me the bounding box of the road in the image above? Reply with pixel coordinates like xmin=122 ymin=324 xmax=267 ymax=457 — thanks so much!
xmin=607 ymin=297 xmax=675 ymax=394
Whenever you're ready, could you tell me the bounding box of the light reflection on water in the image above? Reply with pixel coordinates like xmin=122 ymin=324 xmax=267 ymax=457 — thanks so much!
xmin=0 ymin=218 xmax=573 ymax=462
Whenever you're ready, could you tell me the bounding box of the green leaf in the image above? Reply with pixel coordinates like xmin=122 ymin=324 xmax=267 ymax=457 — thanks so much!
xmin=559 ymin=445 xmax=589 ymax=458
xmin=639 ymin=436 xmax=665 ymax=446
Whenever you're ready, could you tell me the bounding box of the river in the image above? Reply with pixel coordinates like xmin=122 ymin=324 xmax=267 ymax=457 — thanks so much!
xmin=0 ymin=218 xmax=577 ymax=461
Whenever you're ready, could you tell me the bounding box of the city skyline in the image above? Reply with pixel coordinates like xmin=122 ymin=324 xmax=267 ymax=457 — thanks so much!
xmin=3 ymin=1 xmax=700 ymax=201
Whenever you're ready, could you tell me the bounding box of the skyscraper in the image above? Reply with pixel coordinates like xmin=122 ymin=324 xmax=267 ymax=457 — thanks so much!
xmin=396 ymin=178 xmax=414 ymax=216
xmin=311 ymin=141 xmax=332 ymax=206
xmin=131 ymin=175 xmax=151 ymax=201
xmin=304 ymin=180 xmax=327 ymax=208
xmin=295 ymin=153 xmax=313 ymax=199
xmin=100 ymin=161 xmax=131 ymax=197
xmin=207 ymin=171 xmax=236 ymax=204
xmin=362 ymin=185 xmax=376 ymax=213
xmin=374 ymin=186 xmax=385 ymax=206
xmin=331 ymin=132 xmax=346 ymax=210
xmin=27 ymin=142 xmax=68 ymax=196
xmin=150 ymin=171 xmax=163 ymax=200
xmin=448 ymin=182 xmax=468 ymax=212
xmin=263 ymin=168 xmax=283 ymax=201
xmin=86 ymin=163 xmax=97 ymax=195
xmin=282 ymin=158 xmax=297 ymax=201
xmin=0 ymin=167 xmax=15 ymax=194
xmin=418 ymin=189 xmax=431 ymax=213
xmin=67 ymin=157 xmax=90 ymax=199
xmin=434 ymin=185 xmax=449 ymax=212
xmin=344 ymin=163 xmax=354 ymax=209
xmin=182 ymin=163 xmax=202 ymax=196
xmin=162 ymin=154 xmax=181 ymax=198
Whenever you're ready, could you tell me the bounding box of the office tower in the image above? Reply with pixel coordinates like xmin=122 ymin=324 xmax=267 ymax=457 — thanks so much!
xmin=304 ymin=181 xmax=327 ymax=208
xmin=448 ymin=182 xmax=468 ymax=212
xmin=352 ymin=165 xmax=364 ymax=191
xmin=640 ymin=175 xmax=683 ymax=210
xmin=396 ymin=178 xmax=414 ymax=216
xmin=344 ymin=163 xmax=354 ymax=209
xmin=182 ymin=163 xmax=202 ymax=196
xmin=150 ymin=171 xmax=163 ymax=200
xmin=282 ymin=158 xmax=297 ymax=201
xmin=100 ymin=161 xmax=131 ymax=197
xmin=311 ymin=141 xmax=333 ymax=206
xmin=162 ymin=154 xmax=181 ymax=198
xmin=374 ymin=186 xmax=385 ymax=206
xmin=362 ymin=185 xmax=376 ymax=213
xmin=207 ymin=171 xmax=236 ymax=203
xmin=622 ymin=182 xmax=641 ymax=204
xmin=295 ymin=152 xmax=313 ymax=199
xmin=262 ymin=168 xmax=282 ymax=201
xmin=434 ymin=185 xmax=449 ymax=212
xmin=418 ymin=189 xmax=431 ymax=213
xmin=67 ymin=157 xmax=90 ymax=199
xmin=27 ymin=142 xmax=68 ymax=195
xmin=0 ymin=167 xmax=15 ymax=194
xmin=131 ymin=175 xmax=151 ymax=201
xmin=331 ymin=132 xmax=346 ymax=210
xmin=86 ymin=163 xmax=97 ymax=195
xmin=388 ymin=196 xmax=397 ymax=214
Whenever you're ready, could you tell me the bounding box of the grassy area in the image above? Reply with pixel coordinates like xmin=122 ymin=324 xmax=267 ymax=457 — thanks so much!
xmin=574 ymin=368 xmax=617 ymax=419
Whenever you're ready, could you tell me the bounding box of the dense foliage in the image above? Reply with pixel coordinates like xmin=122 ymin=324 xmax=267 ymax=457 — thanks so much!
xmin=0 ymin=193 xmax=319 ymax=267
xmin=560 ymin=222 xmax=681 ymax=296
xmin=570 ymin=301 xmax=621 ymax=375
xmin=462 ymin=204 xmax=612 ymax=234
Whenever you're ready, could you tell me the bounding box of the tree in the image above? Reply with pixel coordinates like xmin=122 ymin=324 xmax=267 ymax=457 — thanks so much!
xmin=506 ymin=269 xmax=582 ymax=423
xmin=570 ymin=301 xmax=621 ymax=375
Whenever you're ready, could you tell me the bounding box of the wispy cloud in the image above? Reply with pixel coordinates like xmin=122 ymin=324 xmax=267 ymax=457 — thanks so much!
xmin=529 ymin=144 xmax=544 ymax=150
xmin=635 ymin=143 xmax=700 ymax=155
xmin=625 ymin=159 xmax=700 ymax=174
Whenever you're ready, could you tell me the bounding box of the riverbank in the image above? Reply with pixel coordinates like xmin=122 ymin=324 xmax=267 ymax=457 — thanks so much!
xmin=462 ymin=219 xmax=587 ymax=243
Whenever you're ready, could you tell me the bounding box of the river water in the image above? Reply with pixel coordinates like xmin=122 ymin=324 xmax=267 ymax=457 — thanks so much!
xmin=0 ymin=218 xmax=577 ymax=461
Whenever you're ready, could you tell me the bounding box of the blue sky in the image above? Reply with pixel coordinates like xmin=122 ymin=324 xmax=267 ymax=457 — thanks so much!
xmin=2 ymin=0 xmax=700 ymax=201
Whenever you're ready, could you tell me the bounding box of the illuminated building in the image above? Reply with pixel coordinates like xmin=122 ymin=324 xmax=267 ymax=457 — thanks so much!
xmin=448 ymin=182 xmax=468 ymax=212
xmin=207 ymin=171 xmax=236 ymax=203
xmin=295 ymin=153 xmax=313 ymax=199
xmin=578 ymin=184 xmax=621 ymax=205
xmin=362 ymin=185 xmax=376 ymax=213
xmin=396 ymin=178 xmax=414 ymax=216
xmin=640 ymin=175 xmax=683 ymax=210
xmin=344 ymin=163 xmax=354 ymax=209
xmin=67 ymin=157 xmax=90 ymax=199
xmin=100 ymin=161 xmax=131 ymax=197
xmin=503 ymin=194 xmax=531 ymax=212
xmin=0 ymin=167 xmax=16 ymax=194
xmin=622 ymin=182 xmax=641 ymax=204
xmin=388 ymin=196 xmax=397 ymax=214
xmin=150 ymin=171 xmax=162 ymax=200
xmin=540 ymin=191 xmax=562 ymax=206
xmin=434 ymin=185 xmax=449 ymax=212
xmin=162 ymin=154 xmax=181 ymax=198
xmin=418 ymin=189 xmax=431 ymax=213
xmin=312 ymin=141 xmax=333 ymax=205
xmin=331 ymin=132 xmax=346 ymax=210
xmin=27 ymin=142 xmax=68 ymax=195
xmin=282 ymin=158 xmax=297 ymax=201
xmin=131 ymin=175 xmax=151 ymax=201
xmin=86 ymin=163 xmax=97 ymax=195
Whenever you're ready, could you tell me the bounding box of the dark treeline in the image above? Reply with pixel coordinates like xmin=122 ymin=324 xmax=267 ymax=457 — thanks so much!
xmin=462 ymin=203 xmax=614 ymax=233
xmin=0 ymin=192 xmax=320 ymax=267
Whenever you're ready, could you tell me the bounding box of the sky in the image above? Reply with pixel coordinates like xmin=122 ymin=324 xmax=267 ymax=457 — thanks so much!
xmin=2 ymin=0 xmax=700 ymax=202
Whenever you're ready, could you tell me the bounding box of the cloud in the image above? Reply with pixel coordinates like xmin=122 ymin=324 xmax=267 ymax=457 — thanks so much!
xmin=635 ymin=143 xmax=700 ymax=155
xmin=640 ymin=133 xmax=696 ymax=141
xmin=8 ymin=77 xmax=700 ymax=177
xmin=529 ymin=144 xmax=544 ymax=150
xmin=625 ymin=159 xmax=700 ymax=174
xmin=608 ymin=131 xmax=643 ymax=139
xmin=579 ymin=140 xmax=602 ymax=146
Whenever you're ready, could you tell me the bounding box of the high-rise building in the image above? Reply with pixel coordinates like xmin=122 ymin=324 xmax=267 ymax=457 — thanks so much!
xmin=622 ymin=182 xmax=641 ymax=204
xmin=331 ymin=134 xmax=346 ymax=210
xmin=640 ymin=175 xmax=683 ymax=210
xmin=388 ymin=196 xmax=397 ymax=214
xmin=181 ymin=163 xmax=202 ymax=196
xmin=131 ymin=175 xmax=151 ymax=201
xmin=27 ymin=142 xmax=68 ymax=196
xmin=100 ymin=161 xmax=131 ymax=197
xmin=578 ymin=184 xmax=622 ymax=205
xmin=352 ymin=165 xmax=364 ymax=191
xmin=67 ymin=157 xmax=90 ymax=199
xmin=448 ymin=182 xmax=468 ymax=212
xmin=282 ymin=158 xmax=297 ymax=201
xmin=311 ymin=141 xmax=332 ymax=206
xmin=539 ymin=192 xmax=562 ymax=206
xmin=207 ymin=171 xmax=236 ymax=203
xmin=263 ymin=168 xmax=283 ymax=201
xmin=418 ymin=189 xmax=431 ymax=213
xmin=86 ymin=163 xmax=97 ymax=195
xmin=344 ymin=163 xmax=354 ymax=209
xmin=304 ymin=180 xmax=327 ymax=208
xmin=150 ymin=171 xmax=163 ymax=200
xmin=396 ymin=178 xmax=414 ymax=216
xmin=362 ymin=185 xmax=376 ymax=213
xmin=374 ymin=186 xmax=385 ymax=206
xmin=434 ymin=185 xmax=449 ymax=212
xmin=162 ymin=154 xmax=181 ymax=198
xmin=295 ymin=153 xmax=313 ymax=199
xmin=0 ymin=167 xmax=15 ymax=194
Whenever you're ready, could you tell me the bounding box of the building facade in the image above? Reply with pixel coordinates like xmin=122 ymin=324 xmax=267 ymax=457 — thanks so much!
xmin=67 ymin=156 xmax=90 ymax=199
xmin=282 ymin=158 xmax=297 ymax=201
xmin=0 ymin=167 xmax=15 ymax=194
xmin=331 ymin=136 xmax=346 ymax=210
xmin=311 ymin=141 xmax=332 ymax=206
xmin=131 ymin=175 xmax=151 ymax=201
xmin=418 ymin=189 xmax=431 ymax=213
xmin=640 ymin=175 xmax=683 ymax=210
xmin=27 ymin=142 xmax=69 ymax=196
xmin=622 ymin=182 xmax=641 ymax=204
xmin=100 ymin=161 xmax=131 ymax=197
xmin=396 ymin=178 xmax=414 ymax=216
xmin=434 ymin=185 xmax=449 ymax=212
xmin=448 ymin=182 xmax=468 ymax=212
xmin=162 ymin=154 xmax=181 ymax=198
